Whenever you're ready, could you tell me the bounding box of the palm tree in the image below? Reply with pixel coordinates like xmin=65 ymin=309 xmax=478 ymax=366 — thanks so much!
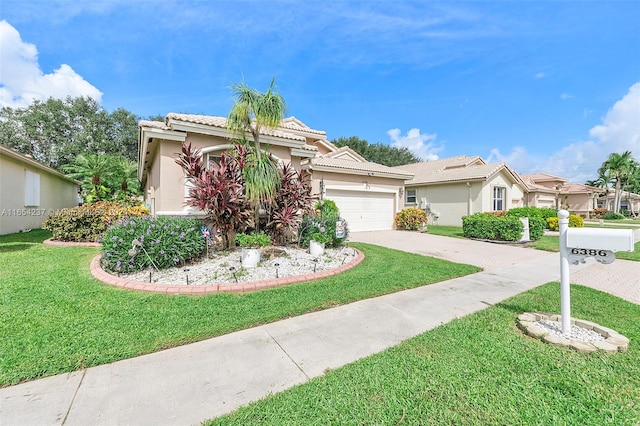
xmin=111 ymin=157 xmax=140 ymax=200
xmin=63 ymin=154 xmax=115 ymax=202
xmin=226 ymin=78 xmax=287 ymax=229
xmin=598 ymin=151 xmax=634 ymax=213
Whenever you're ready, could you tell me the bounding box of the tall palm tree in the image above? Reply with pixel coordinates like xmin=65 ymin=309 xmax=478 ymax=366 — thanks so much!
xmin=598 ymin=151 xmax=634 ymax=213
xmin=226 ymin=78 xmax=287 ymax=229
xmin=111 ymin=157 xmax=140 ymax=199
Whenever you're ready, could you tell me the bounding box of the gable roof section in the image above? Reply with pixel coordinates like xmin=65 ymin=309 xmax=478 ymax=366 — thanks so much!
xmin=302 ymin=157 xmax=413 ymax=180
xmin=324 ymin=146 xmax=367 ymax=162
xmin=401 ymin=162 xmax=521 ymax=186
xmin=561 ymin=183 xmax=605 ymax=194
xmin=0 ymin=144 xmax=80 ymax=185
xmin=521 ymin=172 xmax=568 ymax=183
xmin=392 ymin=155 xmax=485 ymax=183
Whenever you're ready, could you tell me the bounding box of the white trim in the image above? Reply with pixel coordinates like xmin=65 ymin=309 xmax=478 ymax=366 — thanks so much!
xmin=305 ymin=163 xmax=412 ymax=180
xmin=325 ymin=184 xmax=398 ymax=194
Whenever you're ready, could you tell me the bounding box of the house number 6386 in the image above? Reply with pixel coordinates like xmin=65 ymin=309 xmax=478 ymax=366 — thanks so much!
xmin=570 ymin=248 xmax=608 ymax=257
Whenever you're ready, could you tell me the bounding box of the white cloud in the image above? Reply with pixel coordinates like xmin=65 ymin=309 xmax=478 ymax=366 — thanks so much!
xmin=534 ymin=72 xmax=545 ymax=79
xmin=488 ymin=82 xmax=640 ymax=182
xmin=560 ymin=92 xmax=574 ymax=100
xmin=387 ymin=128 xmax=442 ymax=161
xmin=0 ymin=20 xmax=102 ymax=108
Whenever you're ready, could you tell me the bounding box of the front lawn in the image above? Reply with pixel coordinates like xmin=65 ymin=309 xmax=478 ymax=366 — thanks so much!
xmin=425 ymin=225 xmax=465 ymax=239
xmin=0 ymin=230 xmax=480 ymax=386
xmin=206 ymin=283 xmax=640 ymax=425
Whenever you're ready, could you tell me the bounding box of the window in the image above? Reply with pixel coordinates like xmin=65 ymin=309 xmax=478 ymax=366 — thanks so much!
xmin=206 ymin=153 xmax=221 ymax=167
xmin=405 ymin=189 xmax=416 ymax=204
xmin=492 ymin=186 xmax=505 ymax=211
xmin=25 ymin=170 xmax=40 ymax=206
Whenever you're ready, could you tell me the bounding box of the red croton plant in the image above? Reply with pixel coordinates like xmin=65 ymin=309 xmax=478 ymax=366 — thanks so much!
xmin=175 ymin=142 xmax=314 ymax=248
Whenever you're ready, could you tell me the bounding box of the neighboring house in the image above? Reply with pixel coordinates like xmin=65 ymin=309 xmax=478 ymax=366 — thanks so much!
xmin=521 ymin=173 xmax=604 ymax=218
xmin=598 ymin=188 xmax=640 ymax=216
xmin=393 ymin=156 xmax=527 ymax=226
xmin=138 ymin=114 xmax=413 ymax=232
xmin=0 ymin=144 xmax=81 ymax=235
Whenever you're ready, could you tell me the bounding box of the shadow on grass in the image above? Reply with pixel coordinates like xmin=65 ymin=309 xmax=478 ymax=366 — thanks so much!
xmin=0 ymin=243 xmax=38 ymax=253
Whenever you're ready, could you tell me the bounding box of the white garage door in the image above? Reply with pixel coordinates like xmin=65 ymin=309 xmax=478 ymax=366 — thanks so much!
xmin=325 ymin=189 xmax=395 ymax=232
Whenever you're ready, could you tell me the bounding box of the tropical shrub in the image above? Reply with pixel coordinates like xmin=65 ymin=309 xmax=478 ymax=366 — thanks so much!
xmin=264 ymin=163 xmax=314 ymax=244
xmin=602 ymin=212 xmax=625 ymax=220
xmin=43 ymin=201 xmax=148 ymax=242
xmin=591 ymin=207 xmax=608 ymax=219
xmin=176 ymin=142 xmax=252 ymax=249
xmin=101 ymin=215 xmax=204 ymax=273
xmin=506 ymin=207 xmax=546 ymax=240
xmin=394 ymin=208 xmax=428 ymax=230
xmin=462 ymin=213 xmax=523 ymax=242
xmin=299 ymin=200 xmax=348 ymax=248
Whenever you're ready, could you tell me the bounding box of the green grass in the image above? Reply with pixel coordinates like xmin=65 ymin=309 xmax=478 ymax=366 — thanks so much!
xmin=0 ymin=230 xmax=480 ymax=386
xmin=425 ymin=225 xmax=465 ymax=238
xmin=206 ymin=283 xmax=640 ymax=425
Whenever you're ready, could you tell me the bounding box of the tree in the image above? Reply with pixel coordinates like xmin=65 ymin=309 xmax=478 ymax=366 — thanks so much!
xmin=332 ymin=136 xmax=421 ymax=166
xmin=226 ymin=78 xmax=287 ymax=230
xmin=0 ymin=97 xmax=140 ymax=170
xmin=598 ymin=151 xmax=634 ymax=213
xmin=585 ymin=172 xmax=613 ymax=210
xmin=63 ymin=154 xmax=115 ymax=203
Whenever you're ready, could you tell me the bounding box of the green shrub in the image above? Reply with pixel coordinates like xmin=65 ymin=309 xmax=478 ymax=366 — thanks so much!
xmin=394 ymin=208 xmax=428 ymax=230
xmin=538 ymin=207 xmax=559 ymax=221
xmin=101 ymin=216 xmax=205 ymax=273
xmin=603 ymin=212 xmax=625 ymax=220
xmin=43 ymin=201 xmax=149 ymax=242
xmin=569 ymin=214 xmax=584 ymax=228
xmin=235 ymin=232 xmax=271 ymax=248
xmin=506 ymin=207 xmax=546 ymax=240
xmin=462 ymin=213 xmax=524 ymax=242
xmin=299 ymin=200 xmax=348 ymax=248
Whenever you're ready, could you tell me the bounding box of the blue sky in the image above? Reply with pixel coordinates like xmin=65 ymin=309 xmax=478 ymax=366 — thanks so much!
xmin=1 ymin=1 xmax=638 ymax=183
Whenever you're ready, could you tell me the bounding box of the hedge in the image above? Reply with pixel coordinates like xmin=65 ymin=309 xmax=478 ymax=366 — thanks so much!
xmin=462 ymin=213 xmax=524 ymax=242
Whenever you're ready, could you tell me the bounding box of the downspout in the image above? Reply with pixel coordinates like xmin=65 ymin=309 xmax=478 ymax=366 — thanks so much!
xmin=467 ymin=182 xmax=472 ymax=215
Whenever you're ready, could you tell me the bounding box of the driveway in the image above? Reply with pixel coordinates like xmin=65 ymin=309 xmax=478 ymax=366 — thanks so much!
xmin=350 ymin=230 xmax=639 ymax=305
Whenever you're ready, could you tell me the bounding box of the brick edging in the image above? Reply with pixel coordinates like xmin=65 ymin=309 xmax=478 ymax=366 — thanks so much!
xmin=43 ymin=238 xmax=101 ymax=247
xmin=90 ymin=249 xmax=365 ymax=295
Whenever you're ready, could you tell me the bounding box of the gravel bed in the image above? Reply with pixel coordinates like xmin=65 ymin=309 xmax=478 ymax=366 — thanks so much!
xmin=118 ymin=246 xmax=359 ymax=286
xmin=535 ymin=319 xmax=605 ymax=343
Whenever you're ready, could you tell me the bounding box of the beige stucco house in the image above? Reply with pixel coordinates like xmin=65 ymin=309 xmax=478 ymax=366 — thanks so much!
xmin=0 ymin=144 xmax=81 ymax=235
xmin=393 ymin=156 xmax=527 ymax=226
xmin=599 ymin=188 xmax=640 ymax=215
xmin=138 ymin=114 xmax=413 ymax=232
xmin=521 ymin=173 xmax=604 ymax=218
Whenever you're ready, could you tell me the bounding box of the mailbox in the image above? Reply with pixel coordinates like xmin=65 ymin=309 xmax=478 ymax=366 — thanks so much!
xmin=566 ymin=228 xmax=635 ymax=252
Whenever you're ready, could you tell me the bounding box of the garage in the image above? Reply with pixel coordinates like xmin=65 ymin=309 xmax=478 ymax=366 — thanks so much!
xmin=325 ymin=189 xmax=395 ymax=232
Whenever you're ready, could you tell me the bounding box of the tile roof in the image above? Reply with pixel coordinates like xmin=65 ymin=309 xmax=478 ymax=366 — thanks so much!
xmin=402 ymin=162 xmax=513 ymax=185
xmin=306 ymin=157 xmax=413 ymax=178
xmin=520 ymin=172 xmax=568 ymax=183
xmin=280 ymin=116 xmax=326 ymax=135
xmin=165 ymin=113 xmax=306 ymax=142
xmin=139 ymin=120 xmax=170 ymax=130
xmin=392 ymin=156 xmax=485 ymax=182
xmin=561 ymin=183 xmax=604 ymax=193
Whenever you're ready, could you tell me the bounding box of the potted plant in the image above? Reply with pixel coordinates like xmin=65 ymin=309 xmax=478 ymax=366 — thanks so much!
xmin=235 ymin=232 xmax=271 ymax=268
xmin=309 ymin=232 xmax=332 ymax=256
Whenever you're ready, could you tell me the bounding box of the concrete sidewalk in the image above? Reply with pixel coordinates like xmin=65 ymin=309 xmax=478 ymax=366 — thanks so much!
xmin=0 ymin=232 xmax=632 ymax=425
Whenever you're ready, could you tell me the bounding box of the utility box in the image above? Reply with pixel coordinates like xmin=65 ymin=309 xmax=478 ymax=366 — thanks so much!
xmin=566 ymin=228 xmax=635 ymax=252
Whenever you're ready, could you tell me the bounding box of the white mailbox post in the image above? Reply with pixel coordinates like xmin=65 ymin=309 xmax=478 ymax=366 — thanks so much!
xmin=558 ymin=210 xmax=635 ymax=336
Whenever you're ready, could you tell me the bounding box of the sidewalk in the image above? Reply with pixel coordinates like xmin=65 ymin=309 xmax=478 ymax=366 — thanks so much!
xmin=0 ymin=231 xmax=633 ymax=425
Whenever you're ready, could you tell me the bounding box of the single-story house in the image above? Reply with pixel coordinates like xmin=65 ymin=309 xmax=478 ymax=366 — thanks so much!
xmin=598 ymin=188 xmax=640 ymax=215
xmin=138 ymin=114 xmax=413 ymax=232
xmin=0 ymin=144 xmax=81 ymax=235
xmin=393 ymin=156 xmax=527 ymax=226
xmin=521 ymin=173 xmax=605 ymax=218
